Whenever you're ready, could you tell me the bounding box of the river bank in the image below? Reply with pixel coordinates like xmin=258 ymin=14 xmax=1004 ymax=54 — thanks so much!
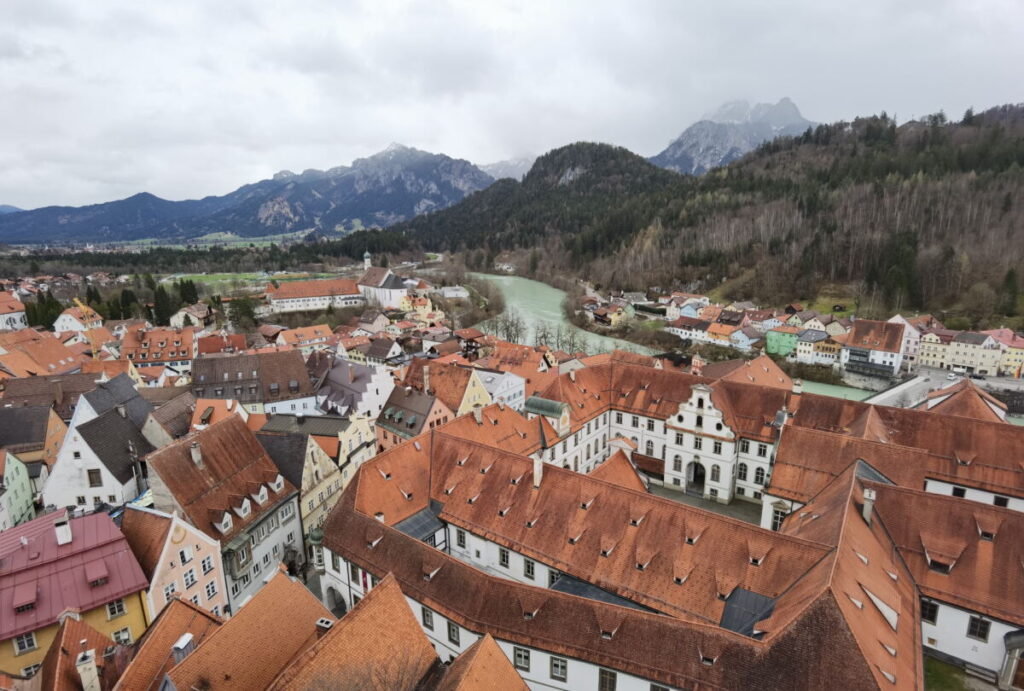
xmin=469 ymin=273 xmax=654 ymax=354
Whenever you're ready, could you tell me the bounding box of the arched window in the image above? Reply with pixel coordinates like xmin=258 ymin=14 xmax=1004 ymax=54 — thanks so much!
xmin=710 ymin=464 xmax=721 ymax=483
xmin=645 ymin=440 xmax=654 ymax=456
xmin=737 ymin=463 xmax=748 ymax=482
xmin=697 ymin=397 xmax=705 ymax=409
xmin=696 ymin=415 xmax=703 ymax=428
xmin=754 ymin=467 xmax=766 ymax=485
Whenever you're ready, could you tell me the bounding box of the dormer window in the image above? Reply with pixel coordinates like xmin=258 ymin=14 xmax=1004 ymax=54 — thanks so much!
xmin=254 ymin=486 xmax=268 ymax=504
xmin=600 ymin=547 xmax=613 ymax=558
xmin=980 ymin=530 xmax=994 ymax=541
xmin=219 ymin=513 xmax=233 ymax=533
xmin=271 ymin=475 xmax=284 ymax=492
xmin=685 ymin=535 xmax=699 ymax=546
xmin=236 ymin=499 xmax=251 ymax=518
xmin=749 ymin=556 xmax=762 ymax=566
xmin=928 ymin=558 xmax=951 ymax=574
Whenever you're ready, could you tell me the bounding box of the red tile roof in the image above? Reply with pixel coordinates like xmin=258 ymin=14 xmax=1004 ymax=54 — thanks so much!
xmin=845 ymin=319 xmax=905 ymax=353
xmin=433 ymin=633 xmax=527 ymax=691
xmin=870 ymin=483 xmax=1024 ymax=626
xmin=919 ymin=380 xmax=1007 ymax=422
xmin=166 ymin=570 xmax=331 ymax=691
xmin=269 ymin=574 xmax=438 ymax=690
xmin=37 ymin=615 xmax=118 ymax=691
xmin=114 ymin=598 xmax=223 ymax=691
xmin=267 ymin=277 xmax=359 ymax=300
xmin=145 ymin=416 xmax=298 ymax=543
xmin=589 ymin=449 xmax=648 ymax=493
xmin=118 ymin=506 xmax=172 ymax=581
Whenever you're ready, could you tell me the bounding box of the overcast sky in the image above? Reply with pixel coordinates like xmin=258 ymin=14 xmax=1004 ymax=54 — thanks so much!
xmin=2 ymin=0 xmax=1022 ymax=209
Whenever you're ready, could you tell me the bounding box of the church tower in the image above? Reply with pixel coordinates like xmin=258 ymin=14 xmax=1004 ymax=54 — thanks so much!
xmin=363 ymin=250 xmax=372 ymax=270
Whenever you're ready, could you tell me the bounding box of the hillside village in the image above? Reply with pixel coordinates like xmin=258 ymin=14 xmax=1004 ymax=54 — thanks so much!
xmin=0 ymin=257 xmax=1021 ymax=690
xmin=577 ymin=287 xmax=1024 ymax=385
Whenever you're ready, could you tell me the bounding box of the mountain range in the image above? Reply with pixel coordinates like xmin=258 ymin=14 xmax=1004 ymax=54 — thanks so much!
xmin=480 ymin=157 xmax=536 ymax=181
xmin=0 ymin=144 xmax=493 ymax=244
xmin=648 ymin=97 xmax=815 ymax=175
xmin=0 ymin=99 xmax=814 ymax=244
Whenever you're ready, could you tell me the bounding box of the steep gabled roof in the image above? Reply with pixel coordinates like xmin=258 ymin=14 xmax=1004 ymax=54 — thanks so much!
xmin=81 ymin=373 xmax=153 ymax=428
xmin=403 ymin=359 xmax=477 ymax=412
xmin=269 ymin=574 xmax=439 ymax=690
xmin=589 ymin=449 xmax=647 ymax=493
xmin=920 ymin=379 xmax=1007 ymax=423
xmin=771 ymin=463 xmax=922 ymax=689
xmin=77 ymin=408 xmax=155 ymax=484
xmin=166 ymin=571 xmax=331 ymax=691
xmin=37 ymin=615 xmax=117 ymax=691
xmin=119 ymin=505 xmax=173 ymax=581
xmin=433 ymin=633 xmax=528 ymax=691
xmin=114 ymin=598 xmax=223 ymax=691
xmin=145 ymin=416 xmax=298 ymax=543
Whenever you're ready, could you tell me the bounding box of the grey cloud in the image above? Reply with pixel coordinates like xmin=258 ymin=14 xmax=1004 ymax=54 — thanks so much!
xmin=0 ymin=0 xmax=1022 ymax=209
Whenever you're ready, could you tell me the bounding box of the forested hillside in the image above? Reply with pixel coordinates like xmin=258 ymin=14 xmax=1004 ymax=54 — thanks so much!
xmin=397 ymin=104 xmax=1024 ymax=314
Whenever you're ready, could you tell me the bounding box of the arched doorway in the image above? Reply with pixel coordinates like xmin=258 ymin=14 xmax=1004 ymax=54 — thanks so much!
xmin=326 ymin=587 xmax=347 ymax=617
xmin=686 ymin=461 xmax=705 ymax=496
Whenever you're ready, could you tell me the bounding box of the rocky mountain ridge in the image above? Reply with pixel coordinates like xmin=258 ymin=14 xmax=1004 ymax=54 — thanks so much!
xmin=0 ymin=144 xmax=493 ymax=244
xmin=649 ymin=97 xmax=815 ymax=175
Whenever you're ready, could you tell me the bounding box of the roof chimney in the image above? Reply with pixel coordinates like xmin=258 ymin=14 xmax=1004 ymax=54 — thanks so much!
xmin=862 ymin=487 xmax=876 ymax=525
xmin=423 ymin=365 xmax=431 ymax=394
xmin=473 ymin=408 xmax=483 ymax=425
xmin=792 ymin=378 xmax=803 ymax=395
xmin=568 ymin=370 xmax=576 ymax=382
xmin=315 ymin=617 xmax=334 ymax=639
xmin=75 ymin=647 xmax=101 ymax=691
xmin=171 ymin=632 xmax=195 ymax=664
xmin=116 ymin=403 xmax=126 ymax=418
xmin=189 ymin=441 xmax=203 ymax=467
xmin=533 ymin=454 xmax=543 ymax=489
xmin=55 ymin=512 xmax=72 ymax=546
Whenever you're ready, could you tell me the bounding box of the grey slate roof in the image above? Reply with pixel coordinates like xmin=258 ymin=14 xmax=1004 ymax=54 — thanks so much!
xmin=1 ymin=372 xmax=101 ymax=420
xmin=379 ymin=273 xmax=407 ymax=290
xmin=0 ymin=405 xmax=52 ymax=449
xmin=953 ymin=331 xmax=991 ymax=345
xmin=260 ymin=413 xmax=352 ymax=437
xmin=313 ymin=358 xmax=379 ymax=416
xmin=550 ymin=574 xmax=655 ymax=612
xmin=797 ymin=329 xmax=829 ymax=343
xmin=149 ymin=391 xmax=197 ymax=439
xmin=394 ymin=501 xmax=445 ymax=541
xmin=191 ymin=350 xmax=314 ymax=403
xmin=82 ymin=374 xmax=153 ymax=427
xmin=366 ymin=338 xmax=398 ymax=361
xmin=719 ymin=588 xmax=776 ymax=637
xmin=377 ymin=387 xmax=437 ymax=438
xmin=254 ymin=431 xmax=308 ymax=489
xmin=78 ymin=408 xmax=155 ymax=484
